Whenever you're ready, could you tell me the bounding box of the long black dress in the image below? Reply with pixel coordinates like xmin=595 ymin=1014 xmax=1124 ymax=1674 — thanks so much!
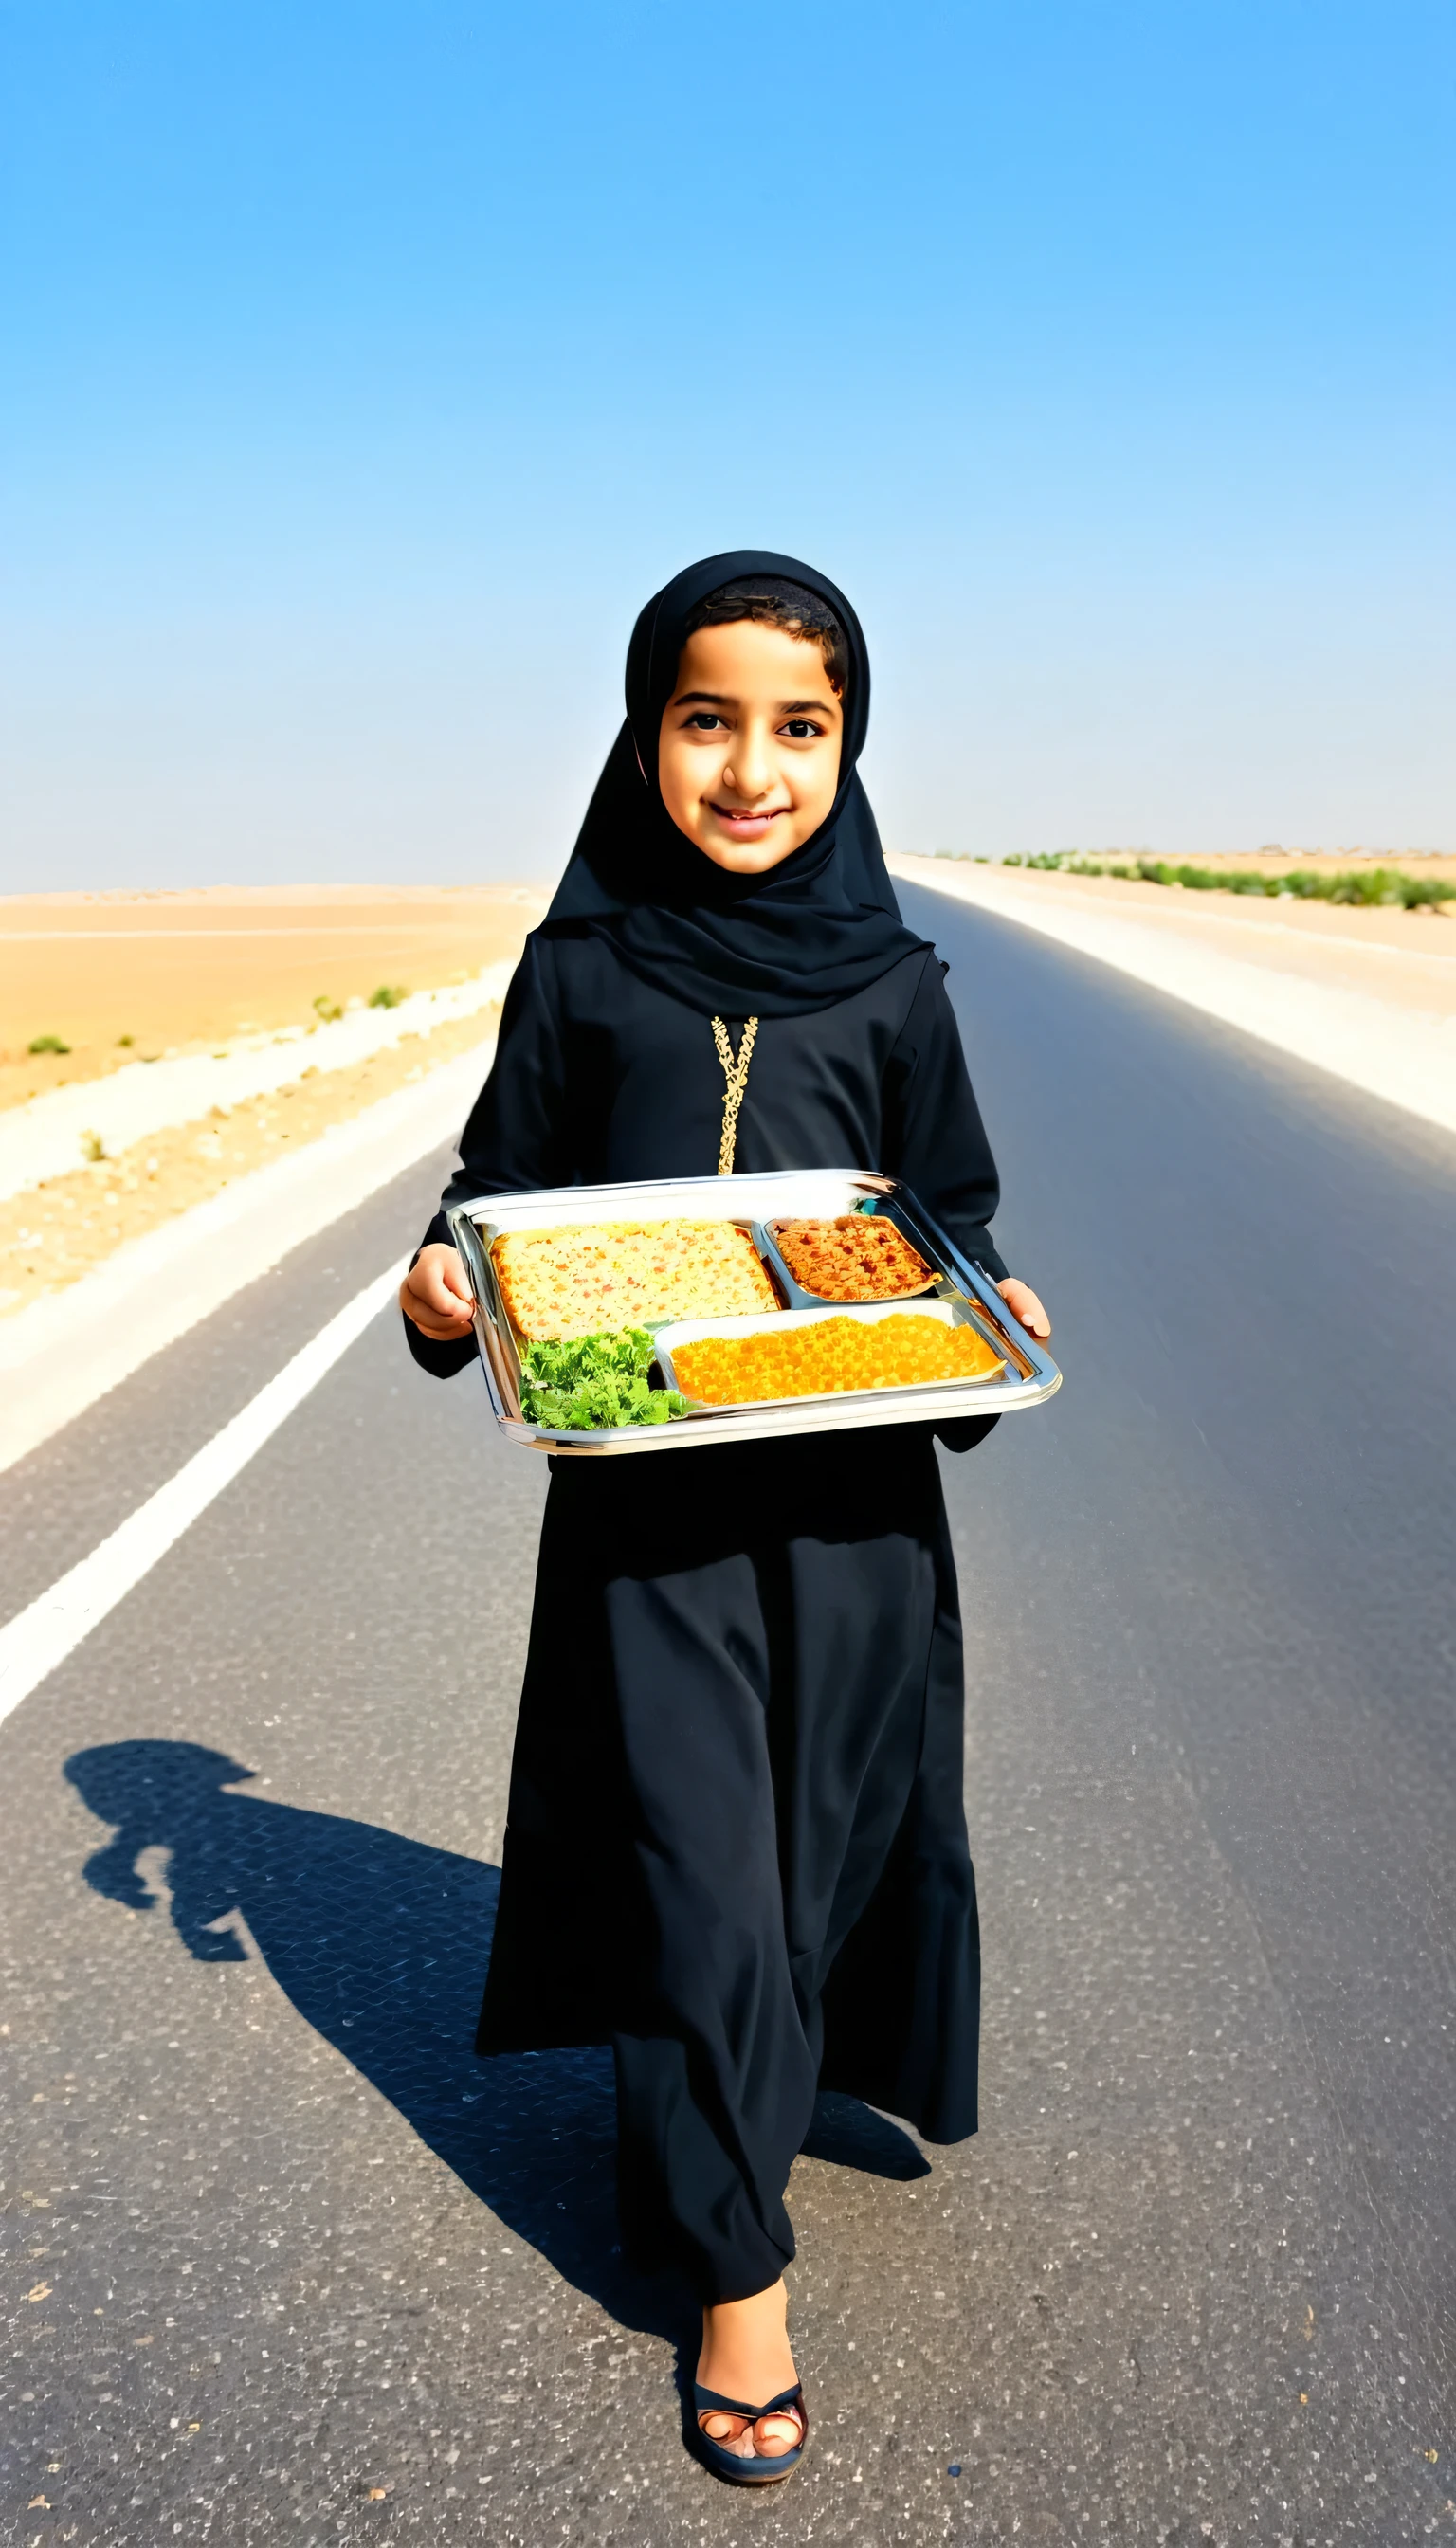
xmin=407 ymin=920 xmax=1009 ymax=2304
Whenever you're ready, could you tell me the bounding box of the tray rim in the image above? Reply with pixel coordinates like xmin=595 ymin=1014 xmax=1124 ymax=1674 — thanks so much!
xmin=444 ymin=1169 xmax=1060 ymax=1455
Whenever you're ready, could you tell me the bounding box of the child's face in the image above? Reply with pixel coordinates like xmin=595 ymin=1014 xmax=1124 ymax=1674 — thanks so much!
xmin=658 ymin=619 xmax=844 ymax=873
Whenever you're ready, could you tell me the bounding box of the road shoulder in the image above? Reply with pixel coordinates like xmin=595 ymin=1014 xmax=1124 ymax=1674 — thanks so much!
xmin=0 ymin=1040 xmax=493 ymax=1474
xmin=891 ymin=852 xmax=1456 ymax=1137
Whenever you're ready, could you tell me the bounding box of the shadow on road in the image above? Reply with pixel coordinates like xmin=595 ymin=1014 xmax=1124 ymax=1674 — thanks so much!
xmin=64 ymin=1738 xmax=928 ymax=2341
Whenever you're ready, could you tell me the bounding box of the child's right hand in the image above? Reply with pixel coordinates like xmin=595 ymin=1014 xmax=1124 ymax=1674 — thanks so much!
xmin=400 ymin=1243 xmax=476 ymax=1339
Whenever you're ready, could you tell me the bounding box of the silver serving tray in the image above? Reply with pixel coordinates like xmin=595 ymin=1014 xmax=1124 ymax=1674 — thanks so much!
xmin=445 ymin=1169 xmax=1061 ymax=1456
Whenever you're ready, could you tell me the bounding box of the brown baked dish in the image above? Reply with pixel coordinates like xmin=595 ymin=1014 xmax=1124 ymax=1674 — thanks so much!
xmin=768 ymin=1215 xmax=937 ymax=1303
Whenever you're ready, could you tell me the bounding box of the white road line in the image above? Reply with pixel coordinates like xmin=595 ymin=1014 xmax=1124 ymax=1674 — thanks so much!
xmin=0 ymin=1256 xmax=410 ymax=1726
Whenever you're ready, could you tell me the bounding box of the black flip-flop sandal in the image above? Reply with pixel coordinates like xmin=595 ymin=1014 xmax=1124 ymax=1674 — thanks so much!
xmin=690 ymin=2381 xmax=809 ymax=2485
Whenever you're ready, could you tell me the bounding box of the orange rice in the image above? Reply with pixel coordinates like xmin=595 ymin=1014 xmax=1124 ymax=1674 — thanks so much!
xmin=672 ymin=1313 xmax=1003 ymax=1406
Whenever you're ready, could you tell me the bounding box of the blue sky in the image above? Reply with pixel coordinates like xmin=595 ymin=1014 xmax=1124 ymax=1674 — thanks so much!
xmin=2 ymin=0 xmax=1451 ymax=888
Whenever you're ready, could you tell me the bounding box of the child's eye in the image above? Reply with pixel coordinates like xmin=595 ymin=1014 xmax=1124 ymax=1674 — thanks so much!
xmin=780 ymin=719 xmax=823 ymax=740
xmin=685 ymin=711 xmax=724 ymax=731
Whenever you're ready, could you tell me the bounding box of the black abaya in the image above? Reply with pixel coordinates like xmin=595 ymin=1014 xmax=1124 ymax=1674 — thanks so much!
xmin=408 ymin=926 xmax=1008 ymax=2302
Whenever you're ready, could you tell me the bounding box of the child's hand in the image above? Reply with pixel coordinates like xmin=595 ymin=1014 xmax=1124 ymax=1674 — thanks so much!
xmin=400 ymin=1243 xmax=476 ymax=1339
xmin=997 ymin=1277 xmax=1051 ymax=1341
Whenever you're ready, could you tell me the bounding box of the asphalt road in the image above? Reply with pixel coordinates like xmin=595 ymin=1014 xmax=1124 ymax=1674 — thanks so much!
xmin=2 ymin=883 xmax=1454 ymax=2548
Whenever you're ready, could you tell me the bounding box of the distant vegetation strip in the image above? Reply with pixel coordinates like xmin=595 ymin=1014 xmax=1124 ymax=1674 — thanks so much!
xmin=939 ymin=852 xmax=1454 ymax=910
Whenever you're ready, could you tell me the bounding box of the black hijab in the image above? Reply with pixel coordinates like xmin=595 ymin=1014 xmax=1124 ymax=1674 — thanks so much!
xmin=543 ymin=549 xmax=931 ymax=1019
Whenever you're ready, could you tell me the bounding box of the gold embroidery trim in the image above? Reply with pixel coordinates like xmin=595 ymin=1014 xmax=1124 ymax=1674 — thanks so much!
xmin=711 ymin=1015 xmax=759 ymax=1176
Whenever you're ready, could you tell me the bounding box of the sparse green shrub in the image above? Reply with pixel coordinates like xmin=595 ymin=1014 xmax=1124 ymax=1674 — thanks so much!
xmin=312 ymin=993 xmax=344 ymax=1023
xmin=1015 ymin=854 xmax=1454 ymax=909
xmin=1312 ymin=865 xmax=1453 ymax=908
xmin=369 ymin=984 xmax=409 ymax=1009
xmin=81 ymin=1130 xmax=106 ymax=1162
xmin=28 ymin=1033 xmax=70 ymax=1055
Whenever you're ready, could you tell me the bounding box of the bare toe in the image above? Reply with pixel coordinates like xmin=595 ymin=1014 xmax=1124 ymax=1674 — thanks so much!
xmin=754 ymin=2414 xmax=801 ymax=2457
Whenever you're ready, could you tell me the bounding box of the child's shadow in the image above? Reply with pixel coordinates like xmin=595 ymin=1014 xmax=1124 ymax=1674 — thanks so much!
xmin=64 ymin=1739 xmax=927 ymax=2341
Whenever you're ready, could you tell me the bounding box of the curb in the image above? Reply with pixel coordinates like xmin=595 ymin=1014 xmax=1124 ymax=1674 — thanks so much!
xmin=0 ymin=961 xmax=516 ymax=1204
xmin=0 ymin=1035 xmax=495 ymax=1474
xmin=892 ymin=857 xmax=1456 ymax=1138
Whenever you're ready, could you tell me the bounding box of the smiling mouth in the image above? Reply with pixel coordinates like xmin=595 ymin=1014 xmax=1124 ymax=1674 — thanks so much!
xmin=709 ymin=803 xmax=786 ymax=832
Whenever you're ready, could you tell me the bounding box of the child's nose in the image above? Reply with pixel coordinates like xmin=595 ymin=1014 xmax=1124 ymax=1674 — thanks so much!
xmin=723 ymin=735 xmax=774 ymax=799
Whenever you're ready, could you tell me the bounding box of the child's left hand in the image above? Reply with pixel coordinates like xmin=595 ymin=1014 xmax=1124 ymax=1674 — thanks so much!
xmin=997 ymin=1278 xmax=1051 ymax=1341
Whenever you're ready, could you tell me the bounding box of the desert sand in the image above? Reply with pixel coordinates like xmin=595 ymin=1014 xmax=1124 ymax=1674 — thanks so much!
xmin=0 ymin=882 xmax=548 ymax=1316
xmin=0 ymin=1005 xmax=509 ymax=1319
xmin=0 ymin=882 xmax=549 ymax=1113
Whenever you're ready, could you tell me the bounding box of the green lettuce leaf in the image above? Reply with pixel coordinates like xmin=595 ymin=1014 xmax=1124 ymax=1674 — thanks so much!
xmin=519 ymin=1328 xmax=690 ymax=1430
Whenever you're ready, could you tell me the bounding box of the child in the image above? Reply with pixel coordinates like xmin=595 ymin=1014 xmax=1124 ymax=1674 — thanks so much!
xmin=401 ymin=550 xmax=1049 ymax=2486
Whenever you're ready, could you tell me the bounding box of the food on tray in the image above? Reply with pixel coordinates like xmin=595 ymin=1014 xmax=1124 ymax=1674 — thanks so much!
xmin=671 ymin=1313 xmax=1005 ymax=1407
xmin=493 ymin=1219 xmax=778 ymax=1341
xmin=769 ymin=1214 xmax=935 ymax=1301
xmin=518 ymin=1329 xmax=689 ymax=1430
